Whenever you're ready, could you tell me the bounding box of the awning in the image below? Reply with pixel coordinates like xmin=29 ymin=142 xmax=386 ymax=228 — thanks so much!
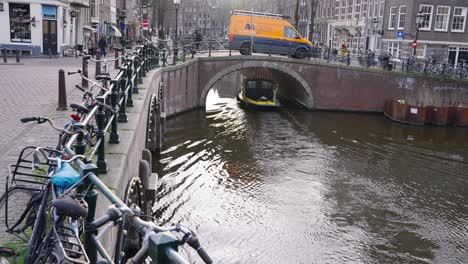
xmin=109 ymin=25 xmax=122 ymax=38
xmin=83 ymin=26 xmax=97 ymax=32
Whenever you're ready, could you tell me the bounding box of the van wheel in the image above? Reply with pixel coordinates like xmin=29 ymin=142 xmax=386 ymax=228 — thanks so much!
xmin=240 ymin=43 xmax=251 ymax=55
xmin=295 ymin=48 xmax=308 ymax=59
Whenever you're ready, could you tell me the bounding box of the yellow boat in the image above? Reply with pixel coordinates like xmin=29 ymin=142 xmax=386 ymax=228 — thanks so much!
xmin=237 ymin=79 xmax=280 ymax=108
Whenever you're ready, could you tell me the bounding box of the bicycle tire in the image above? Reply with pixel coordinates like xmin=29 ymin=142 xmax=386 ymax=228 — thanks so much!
xmin=114 ymin=177 xmax=145 ymax=264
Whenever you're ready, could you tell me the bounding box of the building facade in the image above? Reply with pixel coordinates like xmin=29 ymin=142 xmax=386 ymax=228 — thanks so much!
xmin=180 ymin=0 xmax=228 ymax=39
xmin=0 ymin=0 xmax=122 ymax=56
xmin=382 ymin=0 xmax=468 ymax=64
xmin=315 ymin=0 xmax=386 ymax=52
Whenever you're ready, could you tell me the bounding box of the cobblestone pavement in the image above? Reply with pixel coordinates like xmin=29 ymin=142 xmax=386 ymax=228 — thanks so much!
xmin=0 ymin=56 xmax=118 ymax=242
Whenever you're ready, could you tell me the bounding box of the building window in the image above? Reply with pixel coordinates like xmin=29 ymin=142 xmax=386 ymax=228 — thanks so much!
xmin=388 ymin=7 xmax=397 ymax=30
xmin=419 ymin=5 xmax=433 ymax=31
xmin=397 ymin=6 xmax=406 ymax=29
xmin=452 ymin=7 xmax=467 ymax=32
xmin=90 ymin=0 xmax=96 ymax=18
xmin=388 ymin=42 xmax=399 ymax=57
xmin=9 ymin=3 xmax=31 ymax=43
xmin=415 ymin=44 xmax=426 ymax=58
xmin=435 ymin=6 xmax=450 ymax=31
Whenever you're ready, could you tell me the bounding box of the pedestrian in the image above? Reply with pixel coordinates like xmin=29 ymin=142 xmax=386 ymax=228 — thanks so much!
xmin=99 ymin=36 xmax=107 ymax=57
xmin=87 ymin=37 xmax=94 ymax=57
xmin=195 ymin=30 xmax=202 ymax=50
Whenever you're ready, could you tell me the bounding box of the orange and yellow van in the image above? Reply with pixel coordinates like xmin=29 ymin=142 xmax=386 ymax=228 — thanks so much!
xmin=229 ymin=10 xmax=314 ymax=59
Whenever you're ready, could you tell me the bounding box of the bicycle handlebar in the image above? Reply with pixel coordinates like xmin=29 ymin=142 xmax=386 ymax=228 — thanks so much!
xmin=20 ymin=116 xmax=40 ymax=123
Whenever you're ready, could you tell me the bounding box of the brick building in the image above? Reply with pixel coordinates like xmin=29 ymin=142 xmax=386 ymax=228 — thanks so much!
xmin=382 ymin=0 xmax=468 ymax=64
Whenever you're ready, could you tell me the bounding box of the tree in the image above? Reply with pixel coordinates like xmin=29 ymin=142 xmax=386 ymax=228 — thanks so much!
xmin=294 ymin=0 xmax=300 ymax=28
xmin=308 ymin=0 xmax=319 ymax=42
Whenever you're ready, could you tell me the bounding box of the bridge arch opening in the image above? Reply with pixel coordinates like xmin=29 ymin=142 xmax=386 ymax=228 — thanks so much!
xmin=200 ymin=62 xmax=314 ymax=109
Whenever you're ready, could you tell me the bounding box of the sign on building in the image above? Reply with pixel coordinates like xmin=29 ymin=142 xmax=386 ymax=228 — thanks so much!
xmin=396 ymin=31 xmax=404 ymax=40
xmin=142 ymin=20 xmax=149 ymax=31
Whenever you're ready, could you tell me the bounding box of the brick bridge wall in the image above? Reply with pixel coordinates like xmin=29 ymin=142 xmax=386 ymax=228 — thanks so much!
xmin=159 ymin=56 xmax=468 ymax=115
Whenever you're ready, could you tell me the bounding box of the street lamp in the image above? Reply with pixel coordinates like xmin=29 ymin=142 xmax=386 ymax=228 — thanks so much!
xmin=174 ymin=0 xmax=180 ymax=60
xmin=414 ymin=10 xmax=425 ymax=56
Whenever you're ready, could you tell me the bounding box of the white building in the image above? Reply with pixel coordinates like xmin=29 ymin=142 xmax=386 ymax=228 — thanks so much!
xmin=0 ymin=0 xmax=80 ymax=56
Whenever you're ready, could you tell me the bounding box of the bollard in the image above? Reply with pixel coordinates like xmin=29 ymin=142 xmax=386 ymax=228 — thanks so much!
xmin=15 ymin=49 xmax=20 ymax=63
xmin=347 ymin=52 xmax=351 ymax=66
xmin=114 ymin=49 xmax=119 ymax=69
xmin=95 ymin=49 xmax=101 ymax=77
xmin=57 ymin=69 xmax=68 ymax=111
xmin=229 ymin=42 xmax=232 ymax=56
xmin=109 ymin=79 xmax=120 ymax=144
xmin=162 ymin=49 xmax=166 ymax=67
xmin=208 ymin=42 xmax=212 ymax=57
xmin=82 ymin=56 xmax=89 ymax=88
xmin=173 ymin=48 xmax=177 ymax=65
xmin=3 ymin=48 xmax=6 ymax=63
xmin=182 ymin=47 xmax=186 ymax=62
xmin=269 ymin=45 xmax=272 ymax=56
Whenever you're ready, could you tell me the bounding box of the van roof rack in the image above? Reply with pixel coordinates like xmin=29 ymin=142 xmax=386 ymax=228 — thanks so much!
xmin=232 ymin=9 xmax=291 ymax=19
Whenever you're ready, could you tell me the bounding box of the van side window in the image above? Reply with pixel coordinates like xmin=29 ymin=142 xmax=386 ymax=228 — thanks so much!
xmin=284 ymin=27 xmax=295 ymax=38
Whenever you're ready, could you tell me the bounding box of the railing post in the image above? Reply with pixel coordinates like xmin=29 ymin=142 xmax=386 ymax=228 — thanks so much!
xmin=95 ymin=96 xmax=108 ymax=174
xmin=126 ymin=60 xmax=134 ymax=107
xmin=133 ymin=58 xmax=140 ymax=92
xmin=118 ymin=70 xmax=128 ymax=123
xmin=95 ymin=49 xmax=101 ymax=77
xmin=84 ymin=189 xmax=98 ymax=263
xmin=209 ymin=41 xmax=212 ymax=57
xmin=109 ymin=79 xmax=120 ymax=144
xmin=114 ymin=49 xmax=119 ymax=69
xmin=155 ymin=48 xmax=159 ymax=67
xmin=182 ymin=47 xmax=186 ymax=62
xmin=74 ymin=132 xmax=87 ymax=155
xmin=460 ymin=60 xmax=464 ymax=79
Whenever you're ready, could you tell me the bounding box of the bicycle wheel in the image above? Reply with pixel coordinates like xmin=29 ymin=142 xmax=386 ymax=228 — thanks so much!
xmin=114 ymin=177 xmax=145 ymax=264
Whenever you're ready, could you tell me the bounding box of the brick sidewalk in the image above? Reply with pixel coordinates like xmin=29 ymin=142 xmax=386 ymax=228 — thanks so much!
xmin=0 ymin=56 xmax=118 ymax=242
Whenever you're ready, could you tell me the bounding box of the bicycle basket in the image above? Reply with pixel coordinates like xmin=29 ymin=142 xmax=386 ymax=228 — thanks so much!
xmin=8 ymin=146 xmax=62 ymax=192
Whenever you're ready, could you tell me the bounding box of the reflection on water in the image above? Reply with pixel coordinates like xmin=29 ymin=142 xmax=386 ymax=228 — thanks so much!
xmin=153 ymin=89 xmax=468 ymax=263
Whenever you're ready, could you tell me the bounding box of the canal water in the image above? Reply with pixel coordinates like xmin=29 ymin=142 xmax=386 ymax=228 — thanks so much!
xmin=154 ymin=89 xmax=468 ymax=263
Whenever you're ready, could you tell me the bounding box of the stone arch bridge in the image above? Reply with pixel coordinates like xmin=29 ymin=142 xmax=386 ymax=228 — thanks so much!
xmin=147 ymin=55 xmax=467 ymax=118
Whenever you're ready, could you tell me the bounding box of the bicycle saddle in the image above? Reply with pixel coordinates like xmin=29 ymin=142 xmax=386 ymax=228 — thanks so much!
xmin=52 ymin=195 xmax=88 ymax=219
xmin=51 ymin=163 xmax=82 ymax=190
xmin=70 ymin=103 xmax=89 ymax=114
xmin=95 ymin=74 xmax=112 ymax=81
